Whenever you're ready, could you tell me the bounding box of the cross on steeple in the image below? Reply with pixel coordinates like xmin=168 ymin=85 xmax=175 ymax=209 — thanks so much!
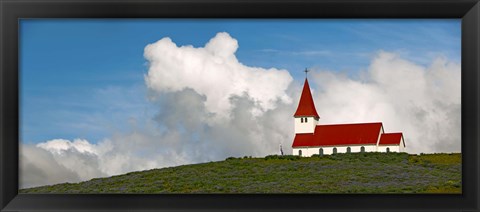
xmin=304 ymin=68 xmax=310 ymax=78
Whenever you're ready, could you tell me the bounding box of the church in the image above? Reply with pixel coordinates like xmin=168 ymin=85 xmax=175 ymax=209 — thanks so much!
xmin=292 ymin=74 xmax=406 ymax=157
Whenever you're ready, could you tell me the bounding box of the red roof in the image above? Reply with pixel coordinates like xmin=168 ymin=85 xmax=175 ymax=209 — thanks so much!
xmin=292 ymin=122 xmax=383 ymax=147
xmin=379 ymin=133 xmax=404 ymax=146
xmin=294 ymin=78 xmax=320 ymax=119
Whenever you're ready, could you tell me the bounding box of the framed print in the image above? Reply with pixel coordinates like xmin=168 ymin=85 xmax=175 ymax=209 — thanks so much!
xmin=1 ymin=0 xmax=479 ymax=211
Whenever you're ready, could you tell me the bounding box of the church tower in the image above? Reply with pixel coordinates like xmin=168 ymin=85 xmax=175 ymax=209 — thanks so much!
xmin=293 ymin=73 xmax=319 ymax=134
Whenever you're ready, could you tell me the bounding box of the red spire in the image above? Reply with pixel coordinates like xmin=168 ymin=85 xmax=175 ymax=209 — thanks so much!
xmin=294 ymin=78 xmax=320 ymax=119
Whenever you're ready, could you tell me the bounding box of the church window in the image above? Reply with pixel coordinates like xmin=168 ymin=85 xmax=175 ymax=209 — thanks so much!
xmin=319 ymin=148 xmax=323 ymax=156
xmin=301 ymin=118 xmax=304 ymax=123
xmin=386 ymin=147 xmax=390 ymax=153
xmin=305 ymin=118 xmax=308 ymax=123
xmin=333 ymin=147 xmax=337 ymax=154
xmin=299 ymin=150 xmax=302 ymax=156
xmin=347 ymin=147 xmax=351 ymax=153
xmin=361 ymin=146 xmax=365 ymax=153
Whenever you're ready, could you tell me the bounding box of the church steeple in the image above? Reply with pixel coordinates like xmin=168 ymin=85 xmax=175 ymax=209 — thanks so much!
xmin=294 ymin=76 xmax=320 ymax=119
xmin=293 ymin=69 xmax=319 ymax=134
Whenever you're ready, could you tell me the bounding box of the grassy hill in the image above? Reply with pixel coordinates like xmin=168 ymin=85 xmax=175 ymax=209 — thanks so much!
xmin=20 ymin=152 xmax=461 ymax=194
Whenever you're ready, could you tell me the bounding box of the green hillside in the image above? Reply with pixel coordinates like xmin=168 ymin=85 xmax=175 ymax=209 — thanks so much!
xmin=20 ymin=152 xmax=461 ymax=194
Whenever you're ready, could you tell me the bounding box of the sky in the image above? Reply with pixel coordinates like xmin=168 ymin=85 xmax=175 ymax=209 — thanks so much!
xmin=19 ymin=19 xmax=461 ymax=188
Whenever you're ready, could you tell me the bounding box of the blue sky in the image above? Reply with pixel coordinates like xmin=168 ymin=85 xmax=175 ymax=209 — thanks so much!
xmin=20 ymin=19 xmax=461 ymax=145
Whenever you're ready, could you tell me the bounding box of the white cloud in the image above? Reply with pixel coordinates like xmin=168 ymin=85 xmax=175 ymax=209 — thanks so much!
xmin=34 ymin=139 xmax=107 ymax=182
xmin=37 ymin=138 xmax=98 ymax=155
xmin=20 ymin=144 xmax=82 ymax=188
xmin=144 ymin=32 xmax=293 ymax=119
xmin=311 ymin=51 xmax=460 ymax=154
xmin=20 ymin=34 xmax=460 ymax=189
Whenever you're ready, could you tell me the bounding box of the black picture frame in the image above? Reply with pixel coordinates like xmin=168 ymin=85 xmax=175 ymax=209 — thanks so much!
xmin=1 ymin=0 xmax=479 ymax=211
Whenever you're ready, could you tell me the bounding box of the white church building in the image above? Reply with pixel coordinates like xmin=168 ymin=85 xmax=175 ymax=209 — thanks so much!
xmin=292 ymin=76 xmax=406 ymax=157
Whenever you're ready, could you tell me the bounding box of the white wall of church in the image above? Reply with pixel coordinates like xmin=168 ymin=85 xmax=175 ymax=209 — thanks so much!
xmin=399 ymin=137 xmax=406 ymax=152
xmin=294 ymin=117 xmax=318 ymax=134
xmin=292 ymin=145 xmax=378 ymax=157
xmin=400 ymin=142 xmax=405 ymax=152
xmin=378 ymin=145 xmax=401 ymax=152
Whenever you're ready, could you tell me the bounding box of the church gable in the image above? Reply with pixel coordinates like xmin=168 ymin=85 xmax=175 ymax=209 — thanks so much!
xmin=379 ymin=133 xmax=405 ymax=147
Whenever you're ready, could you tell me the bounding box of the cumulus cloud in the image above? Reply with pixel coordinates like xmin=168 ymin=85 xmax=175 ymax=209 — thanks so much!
xmin=20 ymin=144 xmax=81 ymax=188
xmin=152 ymin=88 xmax=296 ymax=160
xmin=311 ymin=51 xmax=460 ymax=154
xmin=20 ymin=33 xmax=460 ymax=189
xmin=144 ymin=32 xmax=293 ymax=118
xmin=37 ymin=138 xmax=99 ymax=155
xmin=32 ymin=139 xmax=106 ymax=182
